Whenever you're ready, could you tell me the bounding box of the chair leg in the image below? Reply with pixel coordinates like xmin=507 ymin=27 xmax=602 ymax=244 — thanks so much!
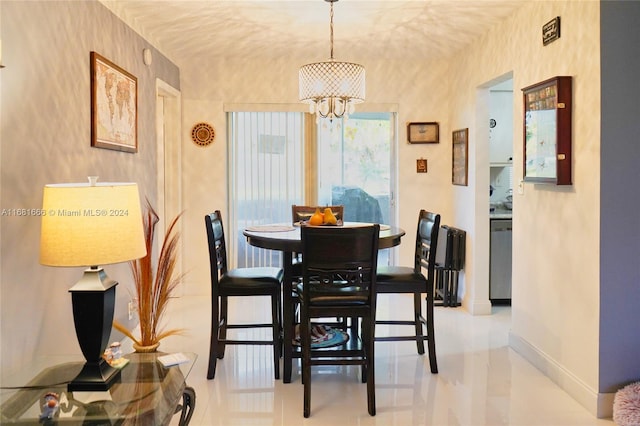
xmin=301 ymin=311 xmax=311 ymax=418
xmin=361 ymin=319 xmax=368 ymax=384
xmin=271 ymin=292 xmax=281 ymax=380
xmin=443 ymin=270 xmax=451 ymax=307
xmin=282 ymin=251 xmax=294 ymax=384
xmin=413 ymin=292 xmax=426 ymax=355
xmin=425 ymin=294 xmax=438 ymax=373
xmin=364 ymin=317 xmax=376 ymax=416
xmin=207 ymin=295 xmax=220 ymax=379
xmin=350 ymin=316 xmax=359 ymax=341
xmin=283 ymin=289 xmax=294 ymax=383
xmin=218 ymin=296 xmax=228 ymax=358
xmin=451 ymin=271 xmax=459 ymax=306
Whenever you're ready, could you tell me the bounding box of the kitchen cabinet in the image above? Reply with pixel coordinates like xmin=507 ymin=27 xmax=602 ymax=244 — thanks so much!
xmin=489 ymin=89 xmax=514 ymax=165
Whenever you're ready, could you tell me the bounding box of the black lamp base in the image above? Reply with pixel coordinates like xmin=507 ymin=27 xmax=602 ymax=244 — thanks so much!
xmin=69 ymin=359 xmax=121 ymax=392
xmin=68 ymin=267 xmax=120 ymax=392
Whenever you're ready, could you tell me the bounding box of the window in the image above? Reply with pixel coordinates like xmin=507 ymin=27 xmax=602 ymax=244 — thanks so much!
xmin=228 ymin=111 xmax=305 ymax=268
xmin=228 ymin=110 xmax=396 ymax=269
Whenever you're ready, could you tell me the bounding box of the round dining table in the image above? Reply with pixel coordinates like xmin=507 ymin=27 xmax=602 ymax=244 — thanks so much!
xmin=243 ymin=222 xmax=405 ymax=383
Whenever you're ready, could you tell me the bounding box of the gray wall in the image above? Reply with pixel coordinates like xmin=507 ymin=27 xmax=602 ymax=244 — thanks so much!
xmin=0 ymin=1 xmax=179 ymax=377
xmin=599 ymin=0 xmax=640 ymax=393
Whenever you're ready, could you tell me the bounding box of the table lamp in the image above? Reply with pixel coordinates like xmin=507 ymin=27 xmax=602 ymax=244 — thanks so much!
xmin=40 ymin=177 xmax=146 ymax=391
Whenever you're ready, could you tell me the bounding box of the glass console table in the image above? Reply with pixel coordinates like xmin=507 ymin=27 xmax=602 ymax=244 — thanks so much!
xmin=0 ymin=352 xmax=196 ymax=425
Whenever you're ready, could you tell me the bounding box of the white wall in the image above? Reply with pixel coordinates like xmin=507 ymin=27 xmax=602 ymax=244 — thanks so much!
xmin=0 ymin=1 xmax=179 ymax=378
xmin=448 ymin=0 xmax=604 ymax=416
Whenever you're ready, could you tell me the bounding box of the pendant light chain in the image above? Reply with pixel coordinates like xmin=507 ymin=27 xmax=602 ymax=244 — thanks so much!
xmin=298 ymin=0 xmax=366 ymax=119
xmin=329 ymin=0 xmax=334 ymax=60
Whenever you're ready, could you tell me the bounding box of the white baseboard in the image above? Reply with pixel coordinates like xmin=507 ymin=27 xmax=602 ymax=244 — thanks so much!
xmin=508 ymin=331 xmax=614 ymax=419
xmin=465 ymin=298 xmax=493 ymax=315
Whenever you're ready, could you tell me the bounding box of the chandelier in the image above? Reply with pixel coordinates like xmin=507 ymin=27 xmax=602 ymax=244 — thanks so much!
xmin=299 ymin=0 xmax=365 ymax=120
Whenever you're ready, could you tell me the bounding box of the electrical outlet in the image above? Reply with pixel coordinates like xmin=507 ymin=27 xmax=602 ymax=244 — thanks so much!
xmin=128 ymin=300 xmax=136 ymax=320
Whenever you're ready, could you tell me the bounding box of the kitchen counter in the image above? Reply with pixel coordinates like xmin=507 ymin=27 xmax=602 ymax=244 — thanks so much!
xmin=490 ymin=208 xmax=513 ymax=219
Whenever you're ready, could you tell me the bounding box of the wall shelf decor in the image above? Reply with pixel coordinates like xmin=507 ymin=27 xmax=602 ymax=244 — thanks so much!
xmin=90 ymin=52 xmax=138 ymax=153
xmin=452 ymin=128 xmax=468 ymax=186
xmin=522 ymin=76 xmax=572 ymax=185
xmin=191 ymin=122 xmax=215 ymax=146
xmin=408 ymin=122 xmax=439 ymax=144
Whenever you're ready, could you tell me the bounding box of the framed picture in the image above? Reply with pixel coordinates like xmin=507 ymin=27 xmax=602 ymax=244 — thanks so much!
xmin=416 ymin=158 xmax=428 ymax=173
xmin=91 ymin=52 xmax=138 ymax=153
xmin=408 ymin=122 xmax=439 ymax=144
xmin=452 ymin=128 xmax=468 ymax=186
xmin=522 ymin=76 xmax=572 ymax=185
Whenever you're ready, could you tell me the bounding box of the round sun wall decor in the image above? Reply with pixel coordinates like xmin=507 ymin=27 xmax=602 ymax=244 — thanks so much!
xmin=191 ymin=122 xmax=215 ymax=146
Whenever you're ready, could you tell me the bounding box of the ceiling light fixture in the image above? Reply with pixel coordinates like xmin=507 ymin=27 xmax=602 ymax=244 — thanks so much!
xmin=299 ymin=0 xmax=365 ymax=120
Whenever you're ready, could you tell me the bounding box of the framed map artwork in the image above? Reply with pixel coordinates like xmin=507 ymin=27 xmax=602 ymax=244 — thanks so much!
xmin=91 ymin=52 xmax=138 ymax=153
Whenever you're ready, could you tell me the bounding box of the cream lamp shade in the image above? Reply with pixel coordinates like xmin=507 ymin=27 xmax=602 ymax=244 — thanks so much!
xmin=40 ymin=181 xmax=146 ymax=267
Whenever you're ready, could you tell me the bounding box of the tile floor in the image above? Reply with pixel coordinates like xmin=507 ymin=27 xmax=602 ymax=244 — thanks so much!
xmin=161 ymin=294 xmax=615 ymax=426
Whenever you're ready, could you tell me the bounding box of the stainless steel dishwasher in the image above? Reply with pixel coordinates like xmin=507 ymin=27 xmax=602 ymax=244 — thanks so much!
xmin=490 ymin=219 xmax=512 ymax=304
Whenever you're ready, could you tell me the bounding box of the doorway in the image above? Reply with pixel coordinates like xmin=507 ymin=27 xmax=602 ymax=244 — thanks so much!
xmin=487 ymin=76 xmax=514 ymax=307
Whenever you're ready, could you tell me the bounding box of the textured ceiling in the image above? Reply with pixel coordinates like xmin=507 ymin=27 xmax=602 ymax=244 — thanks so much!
xmin=100 ymin=0 xmax=527 ymax=67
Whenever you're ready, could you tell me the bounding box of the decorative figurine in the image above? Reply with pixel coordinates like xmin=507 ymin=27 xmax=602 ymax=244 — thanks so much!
xmin=109 ymin=342 xmax=122 ymax=362
xmin=104 ymin=341 xmax=127 ymax=368
xmin=39 ymin=392 xmax=59 ymax=421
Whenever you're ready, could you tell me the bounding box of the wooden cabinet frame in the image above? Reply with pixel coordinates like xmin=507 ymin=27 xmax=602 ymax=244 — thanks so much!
xmin=522 ymin=76 xmax=572 ymax=185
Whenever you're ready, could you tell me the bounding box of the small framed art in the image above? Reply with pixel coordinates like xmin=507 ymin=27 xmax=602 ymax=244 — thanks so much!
xmin=408 ymin=122 xmax=439 ymax=144
xmin=416 ymin=158 xmax=428 ymax=173
xmin=452 ymin=128 xmax=469 ymax=186
xmin=91 ymin=52 xmax=138 ymax=153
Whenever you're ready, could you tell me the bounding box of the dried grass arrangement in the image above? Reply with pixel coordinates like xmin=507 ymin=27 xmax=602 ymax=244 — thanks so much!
xmin=114 ymin=202 xmax=184 ymax=350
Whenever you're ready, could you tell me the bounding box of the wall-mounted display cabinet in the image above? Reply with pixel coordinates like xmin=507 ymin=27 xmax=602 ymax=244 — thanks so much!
xmin=522 ymin=76 xmax=572 ymax=185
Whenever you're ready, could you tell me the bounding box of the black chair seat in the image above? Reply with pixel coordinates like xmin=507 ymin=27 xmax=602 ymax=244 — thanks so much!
xmin=222 ymin=267 xmax=283 ymax=288
xmin=296 ymin=281 xmax=369 ymax=304
xmin=376 ymin=266 xmax=426 ymax=290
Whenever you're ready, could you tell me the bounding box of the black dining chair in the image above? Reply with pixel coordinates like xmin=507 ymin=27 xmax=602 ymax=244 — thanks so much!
xmin=205 ymin=210 xmax=283 ymax=380
xmin=297 ymin=224 xmax=380 ymax=417
xmin=290 ymin=204 xmax=348 ymax=328
xmin=375 ymin=209 xmax=440 ymax=373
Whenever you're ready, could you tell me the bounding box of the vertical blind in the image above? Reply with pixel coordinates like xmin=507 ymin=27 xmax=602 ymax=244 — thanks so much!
xmin=227 ymin=111 xmax=305 ymax=268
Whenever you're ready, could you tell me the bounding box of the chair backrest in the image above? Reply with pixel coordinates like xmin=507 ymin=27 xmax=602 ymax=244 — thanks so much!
xmin=291 ymin=205 xmax=344 ymax=224
xmin=205 ymin=210 xmax=228 ymax=288
xmin=414 ymin=210 xmax=441 ymax=291
xmin=300 ymin=225 xmax=380 ymax=305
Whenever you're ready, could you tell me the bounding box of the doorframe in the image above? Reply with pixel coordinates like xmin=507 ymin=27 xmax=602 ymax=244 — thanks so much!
xmin=474 ymin=72 xmax=513 ymax=314
xmin=155 ymin=79 xmax=182 ymax=276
